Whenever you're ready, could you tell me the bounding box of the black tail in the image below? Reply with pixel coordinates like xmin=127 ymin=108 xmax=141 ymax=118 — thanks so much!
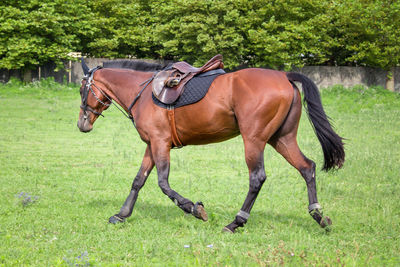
xmin=286 ymin=72 xmax=345 ymax=171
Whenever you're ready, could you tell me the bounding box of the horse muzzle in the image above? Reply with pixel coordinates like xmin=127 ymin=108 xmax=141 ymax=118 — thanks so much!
xmin=77 ymin=113 xmax=93 ymax=133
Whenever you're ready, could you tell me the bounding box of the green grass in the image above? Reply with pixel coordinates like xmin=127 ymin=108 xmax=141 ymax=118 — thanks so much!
xmin=0 ymin=78 xmax=399 ymax=266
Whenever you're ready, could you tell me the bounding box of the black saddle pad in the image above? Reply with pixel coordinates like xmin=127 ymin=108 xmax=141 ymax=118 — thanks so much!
xmin=152 ymin=69 xmax=225 ymax=109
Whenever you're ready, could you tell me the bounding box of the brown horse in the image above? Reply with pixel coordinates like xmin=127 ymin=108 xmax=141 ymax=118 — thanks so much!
xmin=77 ymin=59 xmax=344 ymax=233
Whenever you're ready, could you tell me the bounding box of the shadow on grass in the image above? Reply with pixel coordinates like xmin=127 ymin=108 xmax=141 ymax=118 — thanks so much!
xmin=85 ymin=199 xmax=313 ymax=231
xmin=250 ymin=210 xmax=312 ymax=229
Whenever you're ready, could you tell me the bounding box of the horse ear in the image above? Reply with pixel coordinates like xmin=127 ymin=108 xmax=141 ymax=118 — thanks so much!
xmin=81 ymin=57 xmax=89 ymax=75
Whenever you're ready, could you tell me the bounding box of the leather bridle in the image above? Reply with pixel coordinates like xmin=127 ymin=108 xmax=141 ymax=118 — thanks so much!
xmin=80 ymin=66 xmax=110 ymax=119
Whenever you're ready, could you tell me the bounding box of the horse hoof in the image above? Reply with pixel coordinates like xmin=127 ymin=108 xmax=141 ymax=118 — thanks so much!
xmin=109 ymin=214 xmax=125 ymax=224
xmin=192 ymin=202 xmax=208 ymax=221
xmin=222 ymin=226 xmax=234 ymax=234
xmin=320 ymin=216 xmax=332 ymax=231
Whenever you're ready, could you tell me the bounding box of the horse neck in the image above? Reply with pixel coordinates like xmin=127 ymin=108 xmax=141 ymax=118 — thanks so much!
xmin=96 ymin=69 xmax=154 ymax=112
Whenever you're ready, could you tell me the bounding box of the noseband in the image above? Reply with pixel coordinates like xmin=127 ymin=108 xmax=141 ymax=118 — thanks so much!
xmin=80 ymin=66 xmax=110 ymax=119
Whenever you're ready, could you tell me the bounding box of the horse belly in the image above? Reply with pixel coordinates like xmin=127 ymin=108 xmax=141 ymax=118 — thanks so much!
xmin=174 ymin=79 xmax=239 ymax=145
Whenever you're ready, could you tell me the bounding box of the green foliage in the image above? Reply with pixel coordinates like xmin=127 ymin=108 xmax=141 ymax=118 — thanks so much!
xmin=151 ymin=0 xmax=247 ymax=68
xmin=86 ymin=0 xmax=161 ymax=59
xmin=326 ymin=0 xmax=400 ymax=69
xmin=1 ymin=0 xmax=399 ymax=70
xmin=242 ymin=0 xmax=333 ymax=69
xmin=0 ymin=0 xmax=93 ymax=70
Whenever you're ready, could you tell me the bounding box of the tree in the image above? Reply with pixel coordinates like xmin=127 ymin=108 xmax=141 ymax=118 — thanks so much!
xmin=85 ymin=0 xmax=161 ymax=59
xmin=325 ymin=0 xmax=399 ymax=69
xmin=151 ymin=0 xmax=336 ymax=69
xmin=239 ymin=0 xmax=334 ymax=69
xmin=150 ymin=0 xmax=247 ymax=68
xmin=1 ymin=0 xmax=399 ymax=73
xmin=327 ymin=0 xmax=400 ymax=68
xmin=0 ymin=0 xmax=93 ymax=70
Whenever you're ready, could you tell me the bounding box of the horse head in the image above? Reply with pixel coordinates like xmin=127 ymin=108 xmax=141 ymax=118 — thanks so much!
xmin=77 ymin=58 xmax=111 ymax=132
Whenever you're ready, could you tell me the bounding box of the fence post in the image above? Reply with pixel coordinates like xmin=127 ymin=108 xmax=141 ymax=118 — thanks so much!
xmin=385 ymin=67 xmax=395 ymax=92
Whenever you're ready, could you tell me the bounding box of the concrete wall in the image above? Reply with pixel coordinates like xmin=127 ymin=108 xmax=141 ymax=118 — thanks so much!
xmin=393 ymin=67 xmax=400 ymax=92
xmin=1 ymin=59 xmax=399 ymax=91
xmin=296 ymin=66 xmax=388 ymax=89
xmin=69 ymin=58 xmax=108 ymax=85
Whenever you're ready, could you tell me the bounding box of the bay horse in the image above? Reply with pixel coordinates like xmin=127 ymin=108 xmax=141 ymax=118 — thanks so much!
xmin=77 ymin=58 xmax=344 ymax=233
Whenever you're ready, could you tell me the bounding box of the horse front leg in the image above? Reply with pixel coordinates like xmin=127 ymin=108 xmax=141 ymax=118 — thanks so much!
xmin=109 ymin=145 xmax=154 ymax=223
xmin=152 ymin=142 xmax=208 ymax=221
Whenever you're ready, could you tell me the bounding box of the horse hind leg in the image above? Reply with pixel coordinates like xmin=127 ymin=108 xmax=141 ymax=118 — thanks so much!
xmin=268 ymin=89 xmax=332 ymax=230
xmin=224 ymin=139 xmax=267 ymax=233
xmin=270 ymin=135 xmax=332 ymax=229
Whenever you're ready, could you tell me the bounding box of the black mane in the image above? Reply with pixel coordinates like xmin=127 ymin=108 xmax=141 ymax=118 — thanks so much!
xmin=103 ymin=60 xmax=170 ymax=72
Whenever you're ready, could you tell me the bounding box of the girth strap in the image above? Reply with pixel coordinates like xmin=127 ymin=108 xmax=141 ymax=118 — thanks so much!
xmin=167 ymin=106 xmax=183 ymax=148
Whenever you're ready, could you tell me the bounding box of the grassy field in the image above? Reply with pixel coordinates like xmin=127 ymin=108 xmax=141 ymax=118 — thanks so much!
xmin=0 ymin=78 xmax=399 ymax=266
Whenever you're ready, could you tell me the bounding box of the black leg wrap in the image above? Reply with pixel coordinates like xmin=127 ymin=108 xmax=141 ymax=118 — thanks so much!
xmin=309 ymin=209 xmax=332 ymax=230
xmin=235 ymin=215 xmax=248 ymax=227
xmin=179 ymin=201 xmax=194 ymax=214
xmin=223 ymin=222 xmax=239 ymax=233
xmin=309 ymin=208 xmax=323 ymax=223
xmin=223 ymin=216 xmax=247 ymax=233
xmin=168 ymin=192 xmax=194 ymax=214
xmin=109 ymin=214 xmax=125 ymax=224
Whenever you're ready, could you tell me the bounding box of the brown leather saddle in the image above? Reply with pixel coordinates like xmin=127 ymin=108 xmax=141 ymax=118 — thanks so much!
xmin=152 ymin=54 xmax=224 ymax=104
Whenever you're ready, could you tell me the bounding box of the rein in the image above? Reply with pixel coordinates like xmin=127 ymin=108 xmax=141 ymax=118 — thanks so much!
xmin=81 ymin=67 xmax=156 ymax=128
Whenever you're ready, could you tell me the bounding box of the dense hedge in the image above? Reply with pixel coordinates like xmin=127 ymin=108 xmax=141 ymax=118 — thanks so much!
xmin=1 ymin=0 xmax=399 ymax=70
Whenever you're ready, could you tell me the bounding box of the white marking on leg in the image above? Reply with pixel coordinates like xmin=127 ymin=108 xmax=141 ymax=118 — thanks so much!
xmin=236 ymin=210 xmax=250 ymax=220
xmin=308 ymin=203 xmax=321 ymax=211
